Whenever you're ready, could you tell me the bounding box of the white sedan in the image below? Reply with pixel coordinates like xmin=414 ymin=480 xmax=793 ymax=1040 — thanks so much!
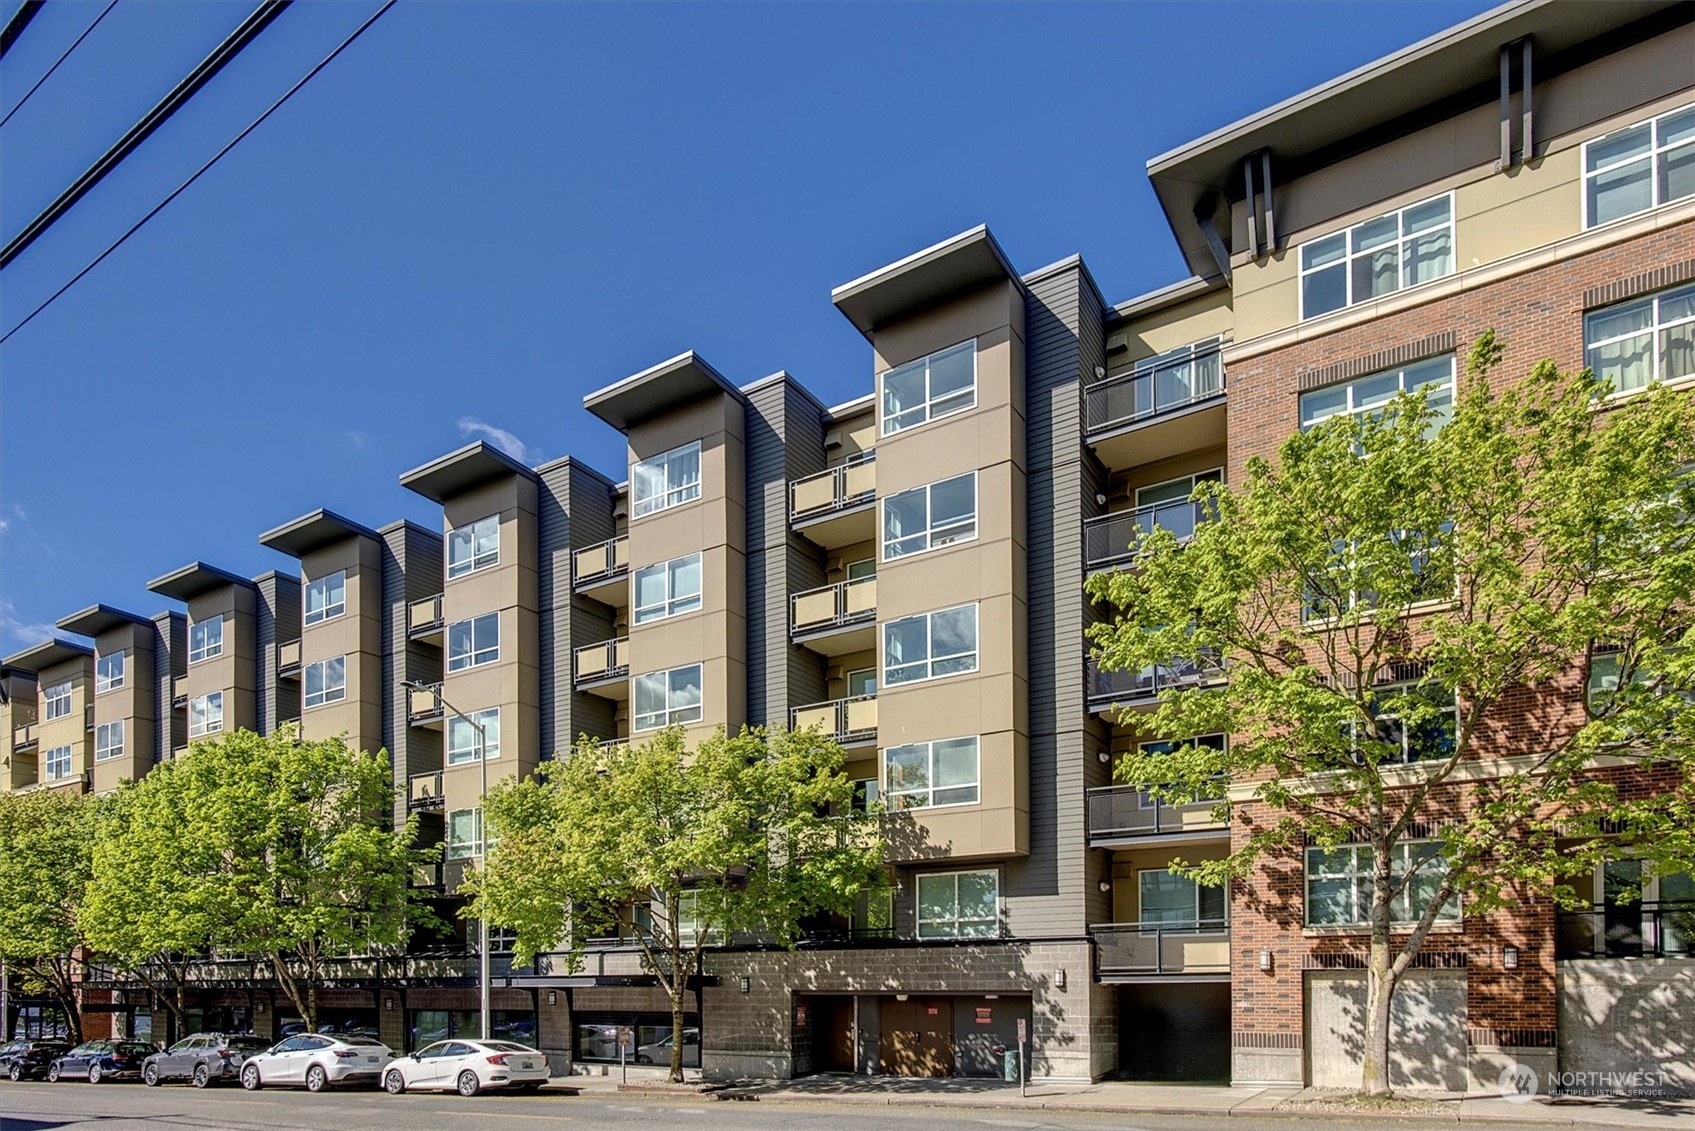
xmin=382 ymin=1039 xmax=548 ymax=1096
xmin=239 ymin=1034 xmax=393 ymax=1092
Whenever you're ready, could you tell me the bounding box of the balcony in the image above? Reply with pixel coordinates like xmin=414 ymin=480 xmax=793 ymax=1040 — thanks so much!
xmin=574 ymin=638 xmax=630 ymax=697
xmin=411 ymin=862 xmax=444 ymax=889
xmin=1085 ymin=499 xmax=1209 ymax=572
xmin=407 ymin=683 xmax=444 ymax=726
xmin=408 ymin=771 xmax=445 ymax=812
xmin=1557 ymin=902 xmax=1694 ymax=960
xmin=408 ymin=594 xmax=445 ymax=643
xmin=789 ymin=453 xmax=876 ymax=548
xmin=790 ymin=695 xmax=877 ymax=747
xmin=574 ymin=536 xmax=630 ymax=604
xmin=11 ymin=723 xmax=36 ymax=751
xmin=1087 ymin=654 xmax=1224 ymax=715
xmin=1086 ymin=351 xmax=1226 ymax=472
xmin=172 ymin=677 xmax=188 ymax=708
xmin=85 ymin=704 xmax=95 ymax=731
xmin=1091 ymin=920 xmax=1231 ymax=978
xmin=791 ymin=577 xmax=876 ymax=655
xmin=276 ymin=639 xmax=302 ymax=677
xmin=1087 ymin=784 xmax=1228 ymax=847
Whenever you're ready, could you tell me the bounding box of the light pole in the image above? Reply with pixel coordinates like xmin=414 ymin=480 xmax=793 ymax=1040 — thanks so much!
xmin=405 ymin=679 xmax=491 ymax=1042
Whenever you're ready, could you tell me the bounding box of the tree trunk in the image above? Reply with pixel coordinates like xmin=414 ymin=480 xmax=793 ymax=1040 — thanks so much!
xmin=670 ymin=985 xmax=685 ymax=1083
xmin=1361 ymin=940 xmax=1395 ymax=1096
xmin=667 ymin=891 xmax=685 ymax=1083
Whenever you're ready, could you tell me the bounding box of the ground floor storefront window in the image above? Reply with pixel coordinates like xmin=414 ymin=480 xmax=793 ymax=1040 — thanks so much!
xmin=409 ymin=1008 xmax=536 ymax=1051
xmin=574 ymin=1013 xmax=699 ymax=1067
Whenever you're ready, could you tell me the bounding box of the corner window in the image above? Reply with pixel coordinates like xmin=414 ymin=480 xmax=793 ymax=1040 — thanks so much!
xmin=44 ymin=745 xmax=73 ymax=781
xmin=915 ymin=870 xmax=998 ymax=939
xmin=447 ymin=516 xmax=500 ymax=579
xmin=1299 ymin=194 xmax=1453 ymax=319
xmin=1299 ymin=355 xmax=1454 ymax=434
xmin=882 ymin=603 xmax=978 ymax=686
xmin=1305 ymin=841 xmax=1457 ymax=927
xmin=632 ymin=442 xmax=702 ymax=518
xmin=633 ymin=553 xmax=703 ymax=624
xmin=447 ymin=808 xmax=483 ymax=860
xmin=43 ymin=680 xmax=72 ymax=720
xmin=304 ymin=570 xmax=347 ymax=625
xmin=882 ymin=472 xmax=977 ymax=560
xmin=447 ymin=613 xmax=499 ymax=672
xmin=884 ymin=736 xmax=979 ymax=810
xmin=303 ymin=656 xmax=347 ymax=709
xmin=1584 ymin=281 xmax=1695 ymax=396
xmin=447 ymin=707 xmax=500 ymax=764
xmin=95 ymin=652 xmax=125 ymax=694
xmin=188 ymin=615 xmax=224 ymax=664
xmin=1139 ymin=870 xmax=1226 ymax=925
xmin=95 ymin=721 xmax=125 ymax=762
xmin=881 ymin=340 xmax=976 ymax=435
xmin=633 ymin=664 xmax=704 ymax=731
xmin=188 ymin=692 xmax=224 ymax=738
xmin=1584 ymin=103 xmax=1695 ymax=228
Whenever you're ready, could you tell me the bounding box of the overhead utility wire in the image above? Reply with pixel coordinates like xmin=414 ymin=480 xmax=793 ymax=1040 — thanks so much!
xmin=0 ymin=0 xmax=293 ymax=269
xmin=0 ymin=0 xmax=122 ymax=131
xmin=0 ymin=0 xmax=44 ymax=60
xmin=0 ymin=0 xmax=397 ymax=346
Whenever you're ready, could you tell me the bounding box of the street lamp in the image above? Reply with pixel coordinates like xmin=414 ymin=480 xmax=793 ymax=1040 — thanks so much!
xmin=405 ymin=679 xmax=491 ymax=1042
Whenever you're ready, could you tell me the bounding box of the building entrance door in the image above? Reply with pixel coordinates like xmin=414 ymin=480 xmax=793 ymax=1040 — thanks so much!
xmin=877 ymin=997 xmax=953 ymax=1077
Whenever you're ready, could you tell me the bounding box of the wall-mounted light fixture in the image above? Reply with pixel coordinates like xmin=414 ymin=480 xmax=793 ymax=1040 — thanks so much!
xmin=1095 ymin=493 xmax=1108 ymax=506
xmin=1503 ymin=945 xmax=1520 ymax=970
xmin=1054 ymin=969 xmax=1066 ymax=990
xmin=1096 ymin=750 xmax=1111 ymax=764
xmin=1094 ymin=366 xmax=1107 ymax=380
xmin=1097 ymin=880 xmax=1112 ymax=893
xmin=984 ymin=994 xmax=998 ymax=1000
xmin=255 ymin=1000 xmax=266 ymax=1014
xmin=1259 ymin=949 xmax=1274 ymax=972
xmin=739 ymin=976 xmax=751 ymax=994
xmin=894 ymin=993 xmax=908 ymax=1002
xmin=384 ymin=997 xmax=394 ymax=1012
xmin=548 ymin=991 xmax=557 ymax=1006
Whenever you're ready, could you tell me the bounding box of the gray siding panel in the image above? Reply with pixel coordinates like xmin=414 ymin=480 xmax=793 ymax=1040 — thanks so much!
xmin=539 ymin=460 xmax=618 ymax=754
xmin=384 ymin=522 xmax=443 ymax=828
xmin=254 ymin=574 xmax=301 ymax=734
xmin=152 ymin=611 xmax=186 ymax=761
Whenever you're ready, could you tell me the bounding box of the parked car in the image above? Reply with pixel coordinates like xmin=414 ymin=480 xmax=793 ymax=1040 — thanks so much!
xmin=635 ymin=1028 xmax=700 ymax=1067
xmin=142 ymin=1033 xmax=271 ymax=1088
xmin=239 ymin=1034 xmax=393 ymax=1093
xmin=1 ymin=1039 xmax=70 ymax=1082
xmin=46 ymin=1040 xmax=156 ymax=1083
xmin=382 ymin=1039 xmax=547 ymax=1096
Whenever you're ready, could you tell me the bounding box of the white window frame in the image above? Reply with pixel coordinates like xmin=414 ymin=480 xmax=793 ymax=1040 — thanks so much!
xmin=884 ymin=735 xmax=980 ymax=811
xmin=44 ymin=744 xmax=73 ymax=781
xmin=188 ymin=691 xmax=224 ymax=738
xmin=446 ymin=807 xmax=483 ymax=860
xmin=42 ymin=680 xmax=72 ymax=720
xmin=632 ymin=552 xmax=703 ymax=624
xmin=447 ymin=514 xmax=500 ymax=580
xmin=447 ymin=613 xmax=499 ymax=672
xmin=632 ymin=441 xmax=703 ymax=518
xmin=1304 ymin=840 xmax=1458 ymax=927
xmin=1584 ymin=281 xmax=1695 ymax=396
xmin=447 ymin=707 xmax=501 ymax=765
xmin=633 ymin=663 xmax=704 ymax=731
xmin=846 ymin=558 xmax=877 ymax=581
xmin=303 ymin=656 xmax=347 ymax=709
xmin=881 ymin=471 xmax=978 ymax=561
xmin=303 ymin=570 xmax=347 ymax=626
xmin=95 ymin=720 xmax=125 ymax=762
xmin=1298 ymin=355 xmax=1455 ymax=432
xmin=880 ymin=339 xmax=977 ymax=436
xmin=1302 ymin=520 xmax=1456 ymax=623
xmin=1298 ymin=193 xmax=1455 ymax=320
xmin=1582 ymin=102 xmax=1695 ymax=229
xmin=915 ymin=869 xmax=998 ymax=939
xmin=846 ymin=667 xmax=877 ymax=698
xmin=881 ymin=603 xmax=979 ymax=687
xmin=188 ymin=615 xmax=224 ymax=664
xmin=95 ymin=651 xmax=125 ymax=694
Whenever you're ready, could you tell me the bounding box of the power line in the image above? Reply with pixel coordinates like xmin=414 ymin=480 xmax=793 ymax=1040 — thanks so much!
xmin=0 ymin=1 xmax=44 ymax=61
xmin=0 ymin=0 xmax=396 ymax=346
xmin=0 ymin=0 xmax=121 ymax=132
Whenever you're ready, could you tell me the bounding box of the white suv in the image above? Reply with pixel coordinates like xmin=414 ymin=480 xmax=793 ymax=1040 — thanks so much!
xmin=239 ymin=1034 xmax=393 ymax=1092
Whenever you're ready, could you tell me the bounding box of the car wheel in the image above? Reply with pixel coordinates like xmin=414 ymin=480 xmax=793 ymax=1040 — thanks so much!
xmin=383 ymin=1069 xmax=405 ymax=1095
xmin=635 ymin=1055 xmax=651 ymax=1065
xmin=305 ymin=1064 xmax=328 ymax=1093
xmin=8 ymin=1063 xmax=22 ymax=1082
xmin=456 ymin=1070 xmax=480 ymax=1097
xmin=89 ymin=1063 xmax=103 ymax=1084
xmin=191 ymin=1063 xmax=211 ymax=1089
xmin=241 ymin=1064 xmax=262 ymax=1091
xmin=143 ymin=1063 xmax=160 ymax=1087
xmin=46 ymin=1064 xmax=60 ymax=1083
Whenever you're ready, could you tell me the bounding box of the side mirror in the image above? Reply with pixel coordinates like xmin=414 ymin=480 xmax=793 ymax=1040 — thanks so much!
xmin=411 ymin=1053 xmax=421 ymax=1060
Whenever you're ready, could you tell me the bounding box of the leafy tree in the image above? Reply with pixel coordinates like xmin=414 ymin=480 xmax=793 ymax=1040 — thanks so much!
xmin=0 ymin=788 xmax=100 ymax=1043
xmin=1087 ymin=334 xmax=1695 ymax=1096
xmin=468 ymin=726 xmax=886 ymax=1081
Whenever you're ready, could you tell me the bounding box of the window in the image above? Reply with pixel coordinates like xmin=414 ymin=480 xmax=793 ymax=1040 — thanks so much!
xmin=188 ymin=615 xmax=223 ymax=663
xmin=881 ymin=340 xmax=976 ymax=435
xmin=915 ymin=870 xmax=998 ymax=938
xmin=1299 ymin=195 xmax=1454 ymax=318
xmin=882 ymin=472 xmax=977 ymax=560
xmin=632 ymin=442 xmax=702 ymax=517
xmin=447 ymin=613 xmax=499 ymax=671
xmin=850 ymin=777 xmax=880 ymax=812
xmin=1133 ymin=470 xmax=1222 ymax=542
xmin=1302 ymin=522 xmax=1455 ymax=622
xmin=44 ymin=745 xmax=73 ymax=781
xmin=303 ymin=656 xmax=347 ymax=709
xmin=447 ymin=707 xmax=500 ymax=764
xmin=1139 ymin=870 xmax=1226 ymax=925
xmin=447 ymin=515 xmax=500 ymax=579
xmin=303 ymin=570 xmax=347 ymax=625
xmin=1584 ymin=282 xmax=1695 ymax=395
xmin=188 ymin=692 xmax=224 ymax=738
xmin=667 ymin=891 xmax=709 ymax=945
xmin=95 ymin=721 xmax=124 ymax=762
xmin=847 ymin=668 xmax=876 ymax=697
xmin=633 ymin=553 xmax=703 ymax=624
xmin=633 ymin=664 xmax=703 ymax=730
xmin=42 ymin=681 xmax=72 ymax=720
xmin=885 ymin=736 xmax=979 ymax=810
xmin=95 ymin=652 xmax=125 ymax=693
xmin=1305 ymin=841 xmax=1457 ymax=926
xmin=1299 ymin=355 xmax=1455 ymax=433
xmin=846 ymin=558 xmax=877 ymax=581
xmin=1135 ymin=734 xmax=1227 ymax=805
xmin=1126 ymin=336 xmax=1226 ymax=413
xmin=1344 ymin=681 xmax=1458 ymax=764
xmin=1584 ymin=103 xmax=1695 ymax=228
xmin=447 ymin=808 xmax=483 ymax=859
xmin=883 ymin=604 xmax=978 ymax=686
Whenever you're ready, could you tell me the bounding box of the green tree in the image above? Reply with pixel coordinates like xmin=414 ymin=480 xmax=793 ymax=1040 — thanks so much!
xmin=468 ymin=726 xmax=886 ymax=1082
xmin=0 ymin=789 xmax=100 ymax=1043
xmin=1087 ymin=334 xmax=1695 ymax=1097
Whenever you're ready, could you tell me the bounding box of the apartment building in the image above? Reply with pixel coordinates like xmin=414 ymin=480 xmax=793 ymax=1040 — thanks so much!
xmin=5 ymin=0 xmax=1691 ymax=1089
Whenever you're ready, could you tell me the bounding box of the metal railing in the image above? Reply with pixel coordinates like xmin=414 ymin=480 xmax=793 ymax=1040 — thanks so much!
xmin=1556 ymin=901 xmax=1695 ymax=959
xmin=1085 ymin=353 xmax=1223 ymax=434
xmin=409 ymin=594 xmax=444 ymax=637
xmin=574 ymin=638 xmax=630 ymax=684
xmin=1086 ymin=784 xmax=1227 ymax=840
xmin=407 ymin=682 xmax=444 ymax=722
xmin=594 ymin=736 xmax=627 ymax=750
xmin=1086 ymin=653 xmax=1225 ymax=706
xmin=172 ymin=677 xmax=189 ymax=706
xmin=790 ymin=695 xmax=878 ymax=744
xmin=791 ymin=576 xmax=876 ymax=634
xmin=408 ymin=771 xmax=444 ymax=811
xmin=1085 ymin=500 xmax=1210 ymax=569
xmin=573 ymin=536 xmax=630 ymax=589
xmin=790 ymin=452 xmax=876 ymax=521
xmin=1092 ymin=920 xmax=1230 ymax=975
xmin=276 ymin=639 xmax=302 ymax=674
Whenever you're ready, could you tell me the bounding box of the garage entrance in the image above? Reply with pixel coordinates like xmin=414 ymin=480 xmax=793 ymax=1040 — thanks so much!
xmin=1118 ymin=982 xmax=1229 ymax=1081
xmin=878 ymin=997 xmax=954 ymax=1076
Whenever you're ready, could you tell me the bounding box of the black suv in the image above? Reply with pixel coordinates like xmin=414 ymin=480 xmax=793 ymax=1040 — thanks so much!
xmin=142 ymin=1033 xmax=272 ymax=1088
xmin=1 ymin=1039 xmax=71 ymax=1082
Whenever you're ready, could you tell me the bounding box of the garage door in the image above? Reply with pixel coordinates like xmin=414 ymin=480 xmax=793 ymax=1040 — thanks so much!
xmin=1306 ymin=969 xmax=1467 ymax=1090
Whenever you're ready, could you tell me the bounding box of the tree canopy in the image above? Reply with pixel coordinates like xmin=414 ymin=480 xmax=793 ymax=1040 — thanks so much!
xmin=0 ymin=788 xmax=100 ymax=1042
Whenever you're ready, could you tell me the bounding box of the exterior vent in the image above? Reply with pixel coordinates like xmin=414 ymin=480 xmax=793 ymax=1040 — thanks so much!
xmin=1106 ymin=331 xmax=1128 ymax=354
xmin=824 ymin=429 xmax=843 ymax=448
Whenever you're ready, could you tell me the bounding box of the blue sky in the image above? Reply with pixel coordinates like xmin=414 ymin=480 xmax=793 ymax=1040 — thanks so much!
xmin=0 ymin=0 xmax=1495 ymax=648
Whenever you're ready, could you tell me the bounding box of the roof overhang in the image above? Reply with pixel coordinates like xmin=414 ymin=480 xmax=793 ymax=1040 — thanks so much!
xmin=1107 ymin=275 xmax=1230 ymax=326
xmin=831 ymin=225 xmax=1021 ymax=340
xmin=258 ymin=508 xmax=381 ymax=558
xmin=399 ymin=441 xmax=537 ymax=504
xmin=146 ymin=561 xmax=257 ymax=601
xmin=56 ymin=604 xmax=153 ymax=638
xmin=2 ymin=638 xmax=94 ymax=673
xmin=583 ymin=351 xmax=743 ymax=431
xmin=1146 ymin=0 xmax=1687 ymax=278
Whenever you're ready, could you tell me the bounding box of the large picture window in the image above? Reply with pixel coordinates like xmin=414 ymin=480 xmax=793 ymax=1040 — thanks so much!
xmin=882 ymin=473 xmax=977 ymax=560
xmin=447 ymin=515 xmax=500 ymax=579
xmin=1299 ymin=355 xmax=1454 ymax=433
xmin=884 ymin=736 xmax=980 ymax=810
xmin=1584 ymin=281 xmax=1695 ymax=395
xmin=916 ymin=870 xmax=998 ymax=939
xmin=95 ymin=720 xmax=125 ymax=762
xmin=1139 ymin=870 xmax=1226 ymax=925
xmin=447 ymin=808 xmax=483 ymax=859
xmin=189 ymin=615 xmax=224 ymax=663
xmin=1299 ymin=195 xmax=1453 ymax=319
xmin=447 ymin=707 xmax=501 ymax=764
xmin=303 ymin=656 xmax=347 ymax=709
xmin=447 ymin=613 xmax=499 ymax=672
xmin=189 ymin=691 xmax=224 ymax=738
xmin=1305 ymin=841 xmax=1458 ymax=926
xmin=882 ymin=604 xmax=978 ymax=686
xmin=633 ymin=553 xmax=703 ymax=624
xmin=881 ymin=340 xmax=976 ymax=435
xmin=1584 ymin=103 xmax=1695 ymax=228
xmin=43 ymin=680 xmax=72 ymax=720
xmin=95 ymin=651 xmax=125 ymax=693
xmin=632 ymin=442 xmax=702 ymax=517
xmin=633 ymin=664 xmax=703 ymax=731
xmin=304 ymin=570 xmax=347 ymax=625
xmin=44 ymin=745 xmax=73 ymax=781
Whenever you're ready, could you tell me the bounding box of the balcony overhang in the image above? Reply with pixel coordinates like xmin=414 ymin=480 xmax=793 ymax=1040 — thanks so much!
xmin=146 ymin=561 xmax=256 ymax=601
xmin=583 ymin=351 xmax=743 ymax=432
xmin=2 ymin=637 xmax=94 ymax=673
xmin=56 ymin=603 xmax=152 ymax=638
xmin=399 ymin=440 xmax=537 ymax=504
xmin=831 ymin=225 xmax=1021 ymax=341
xmin=258 ymin=508 xmax=380 ymax=558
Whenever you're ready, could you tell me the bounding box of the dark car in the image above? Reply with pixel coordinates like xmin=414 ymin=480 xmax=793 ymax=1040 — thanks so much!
xmin=47 ymin=1040 xmax=155 ymax=1083
xmin=142 ymin=1033 xmax=272 ymax=1088
xmin=1 ymin=1039 xmax=71 ymax=1082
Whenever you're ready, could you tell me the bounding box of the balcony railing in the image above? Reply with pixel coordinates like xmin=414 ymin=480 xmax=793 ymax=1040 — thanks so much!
xmin=574 ymin=638 xmax=630 ymax=685
xmin=85 ymin=704 xmax=95 ymax=731
xmin=11 ymin=723 xmax=36 ymax=749
xmin=407 ymin=683 xmax=443 ymax=723
xmin=1085 ymin=500 xmax=1209 ymax=570
xmin=573 ymin=536 xmax=630 ymax=590
xmin=790 ymin=695 xmax=878 ymax=745
xmin=276 ymin=639 xmax=302 ymax=675
xmin=790 ymin=452 xmax=876 ymax=522
xmin=1087 ymin=784 xmax=1227 ymax=841
xmin=1085 ymin=351 xmax=1223 ymax=435
xmin=792 ymin=577 xmax=876 ymax=635
xmin=1087 ymin=653 xmax=1224 ymax=707
xmin=1557 ymin=901 xmax=1695 ymax=959
xmin=409 ymin=594 xmax=445 ymax=638
xmin=595 ymin=736 xmax=627 ymax=750
xmin=408 ymin=771 xmax=445 ymax=811
xmin=1092 ymin=920 xmax=1231 ymax=975
xmin=172 ymin=677 xmax=189 ymax=707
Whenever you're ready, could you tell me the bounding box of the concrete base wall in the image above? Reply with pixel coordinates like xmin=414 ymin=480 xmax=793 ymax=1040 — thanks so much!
xmin=1558 ymin=959 xmax=1695 ymax=1096
xmin=1468 ymin=1044 xmax=1557 ymax=1094
xmin=1232 ymin=1046 xmax=1303 ymax=1086
xmin=1306 ymin=970 xmax=1468 ymax=1091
